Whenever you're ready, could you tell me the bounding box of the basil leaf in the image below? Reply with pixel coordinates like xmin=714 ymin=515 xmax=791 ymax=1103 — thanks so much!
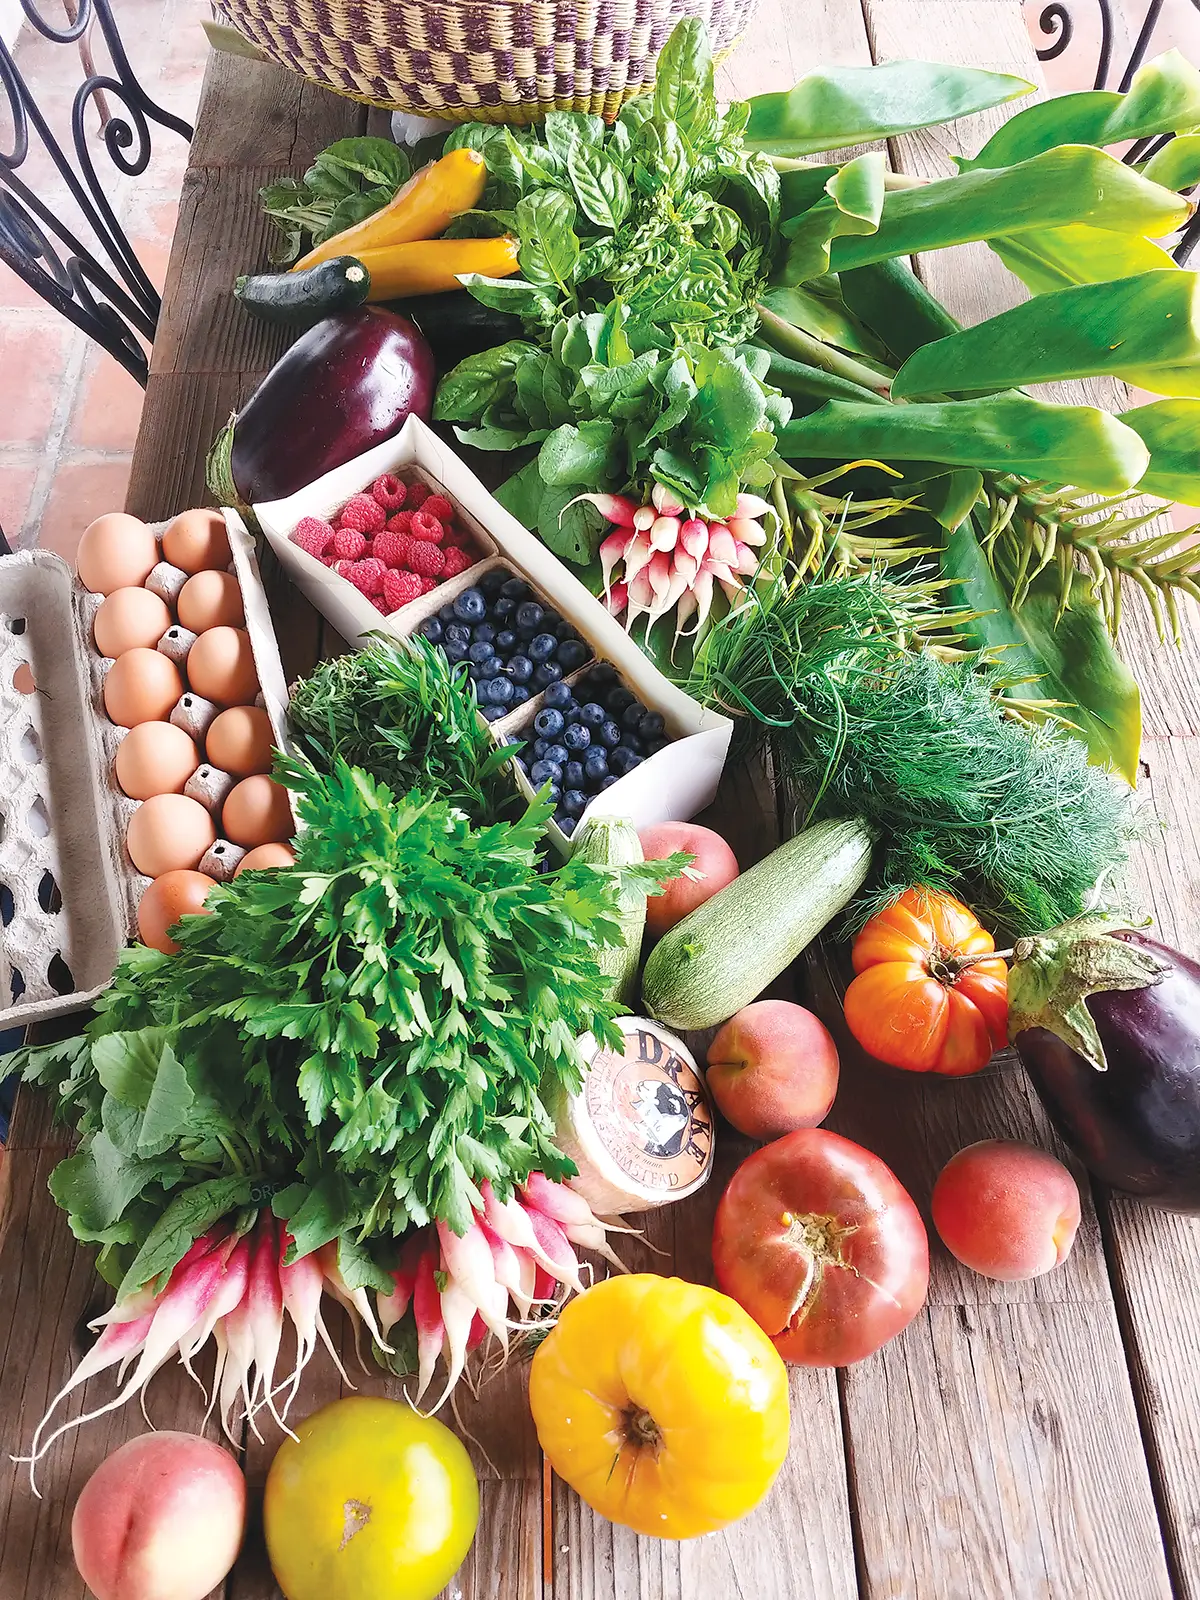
xmin=315 ymin=187 xmax=393 ymax=245
xmin=652 ymin=16 xmax=717 ymax=143
xmin=515 ymin=191 xmax=580 ymax=291
xmin=567 ymin=142 xmax=631 ymax=229
xmin=544 ymin=109 xmax=604 ymax=168
xmin=433 ymin=339 xmax=538 ymax=422
xmin=314 ymin=136 xmax=410 ymax=190
xmin=458 ymin=274 xmax=558 ymax=319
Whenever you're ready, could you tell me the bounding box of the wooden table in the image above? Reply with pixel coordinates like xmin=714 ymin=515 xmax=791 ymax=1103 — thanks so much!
xmin=3 ymin=2 xmax=1200 ymax=1596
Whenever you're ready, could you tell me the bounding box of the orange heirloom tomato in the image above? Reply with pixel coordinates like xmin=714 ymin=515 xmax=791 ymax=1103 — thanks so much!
xmin=844 ymin=887 xmax=1009 ymax=1075
xmin=528 ymin=1274 xmax=789 ymax=1540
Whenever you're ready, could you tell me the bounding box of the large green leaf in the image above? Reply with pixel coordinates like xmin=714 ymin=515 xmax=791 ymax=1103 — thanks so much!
xmin=893 ymin=270 xmax=1200 ymax=398
xmin=779 ymin=393 xmax=1150 ymax=494
xmin=780 ymin=152 xmax=885 ymax=280
xmin=967 ymin=50 xmax=1200 ymax=169
xmin=758 ymin=283 xmax=888 ymax=358
xmin=1118 ymin=398 xmax=1200 ymax=502
xmin=943 ymin=520 xmax=1142 ymax=784
xmin=990 ymin=225 xmax=1177 ymax=293
xmin=744 ymin=61 xmax=1033 ymax=156
xmin=821 ymin=147 xmax=1189 ymax=274
xmin=839 ymin=257 xmax=960 ymax=361
xmin=1142 ymin=133 xmax=1200 ymax=192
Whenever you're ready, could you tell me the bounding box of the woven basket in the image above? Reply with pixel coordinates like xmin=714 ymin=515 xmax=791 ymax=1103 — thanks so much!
xmin=217 ymin=0 xmax=759 ymax=123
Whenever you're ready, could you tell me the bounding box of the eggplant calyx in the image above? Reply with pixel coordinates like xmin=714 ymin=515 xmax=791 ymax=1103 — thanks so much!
xmin=1007 ymin=910 xmax=1167 ymax=1072
xmin=205 ymin=414 xmax=246 ymax=515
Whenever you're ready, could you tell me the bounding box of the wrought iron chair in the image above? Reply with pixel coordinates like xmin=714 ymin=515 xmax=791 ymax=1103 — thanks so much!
xmin=0 ymin=0 xmax=193 ymax=385
xmin=1030 ymin=0 xmax=1200 ymax=260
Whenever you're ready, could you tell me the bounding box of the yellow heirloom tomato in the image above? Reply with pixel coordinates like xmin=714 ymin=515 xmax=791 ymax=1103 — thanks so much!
xmin=529 ymin=1274 xmax=790 ymax=1539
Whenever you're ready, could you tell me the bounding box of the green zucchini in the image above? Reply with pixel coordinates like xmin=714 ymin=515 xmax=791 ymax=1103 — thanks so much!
xmin=234 ymin=256 xmax=370 ymax=326
xmin=572 ymin=816 xmax=645 ymax=1007
xmin=641 ymin=817 xmax=876 ymax=1031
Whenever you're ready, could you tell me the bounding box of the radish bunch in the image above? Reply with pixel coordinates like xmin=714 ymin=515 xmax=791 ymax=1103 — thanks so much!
xmin=576 ymin=483 xmax=770 ymax=645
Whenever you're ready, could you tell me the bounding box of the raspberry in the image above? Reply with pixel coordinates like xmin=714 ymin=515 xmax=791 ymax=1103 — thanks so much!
xmin=372 ymin=529 xmax=412 ymax=569
xmin=371 ymin=474 xmax=407 ymax=511
xmin=331 ymin=526 xmax=367 ymax=561
xmin=370 ymin=594 xmax=391 ymax=614
xmin=385 ymin=510 xmax=413 ymax=535
xmin=320 ymin=553 xmax=338 ymax=567
xmin=410 ymin=509 xmax=446 ymax=545
xmin=423 ymin=494 xmax=454 ymax=523
xmin=442 ymin=546 xmax=475 ymax=578
xmin=405 ymin=541 xmax=446 ymax=579
xmin=340 ymin=557 xmax=386 ymax=597
xmin=406 ymin=481 xmax=431 ymax=509
xmin=420 ymin=576 xmax=440 ymax=594
xmin=382 ymin=569 xmax=423 ymax=611
xmin=337 ymin=493 xmax=386 ymax=534
xmin=291 ymin=516 xmax=335 ymax=559
xmin=443 ymin=526 xmax=471 ymax=549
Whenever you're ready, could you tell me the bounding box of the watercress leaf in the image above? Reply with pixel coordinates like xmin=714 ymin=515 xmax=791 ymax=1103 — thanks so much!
xmin=117 ymin=1175 xmax=253 ymax=1299
xmin=567 ymin=142 xmax=632 ymax=229
xmin=558 ymin=312 xmax=609 ymax=372
xmin=651 ymin=446 xmax=705 ymax=502
xmin=433 ymin=339 xmax=539 ymax=423
xmin=515 ymin=191 xmax=580 ymax=291
xmin=457 ymin=422 xmax=549 ymax=450
xmin=538 ymin=420 xmax=619 ymax=485
xmin=652 ymin=16 xmax=717 ymax=144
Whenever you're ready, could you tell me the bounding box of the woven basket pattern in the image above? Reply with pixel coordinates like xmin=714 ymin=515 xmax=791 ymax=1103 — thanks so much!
xmin=219 ymin=0 xmax=758 ymax=122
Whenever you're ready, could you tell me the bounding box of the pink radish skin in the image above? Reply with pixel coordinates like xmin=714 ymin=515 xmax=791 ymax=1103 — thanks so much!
xmin=277 ymin=1238 xmax=353 ymax=1404
xmin=378 ymin=1233 xmax=424 ymax=1339
xmin=413 ymin=1249 xmax=445 ymax=1403
xmin=179 ymin=1235 xmax=251 ymax=1393
xmin=563 ymin=491 xmax=638 ymax=528
xmin=478 ymin=1218 xmax=527 ymax=1316
xmin=244 ymin=1218 xmax=288 ymax=1433
xmin=436 ymin=1218 xmax=509 ymax=1350
xmin=652 ymin=483 xmax=686 ymax=516
xmin=521 ymin=1205 xmax=586 ymax=1295
xmin=429 ymin=1275 xmax=476 ymax=1412
xmin=481 ymin=1181 xmax=560 ymax=1276
xmin=735 ymin=492 xmax=771 ymax=519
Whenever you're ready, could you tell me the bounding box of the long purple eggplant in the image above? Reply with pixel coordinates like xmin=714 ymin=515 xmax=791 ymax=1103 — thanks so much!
xmin=207 ymin=307 xmax=435 ymax=505
xmin=1008 ymin=913 xmax=1200 ymax=1212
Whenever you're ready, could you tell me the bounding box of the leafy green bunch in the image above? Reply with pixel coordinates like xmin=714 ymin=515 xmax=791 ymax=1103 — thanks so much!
xmin=21 ymin=756 xmax=647 ymax=1296
xmin=260 ymin=137 xmax=413 ymax=265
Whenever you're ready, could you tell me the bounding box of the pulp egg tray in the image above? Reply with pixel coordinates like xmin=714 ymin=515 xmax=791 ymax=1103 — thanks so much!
xmin=0 ymin=513 xmax=291 ymax=1030
xmin=255 ymin=415 xmax=733 ymax=850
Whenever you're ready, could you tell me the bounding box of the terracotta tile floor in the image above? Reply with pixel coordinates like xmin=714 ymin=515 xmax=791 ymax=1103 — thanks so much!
xmin=1 ymin=0 xmax=1199 ymax=566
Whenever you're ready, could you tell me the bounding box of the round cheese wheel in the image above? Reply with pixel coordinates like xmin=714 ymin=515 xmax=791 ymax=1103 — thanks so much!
xmin=554 ymin=1017 xmax=714 ymax=1214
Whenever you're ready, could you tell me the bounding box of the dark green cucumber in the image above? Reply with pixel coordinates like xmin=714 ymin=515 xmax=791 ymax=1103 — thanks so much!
xmin=234 ymin=256 xmax=370 ymax=325
xmin=388 ymin=289 xmax=523 ymax=367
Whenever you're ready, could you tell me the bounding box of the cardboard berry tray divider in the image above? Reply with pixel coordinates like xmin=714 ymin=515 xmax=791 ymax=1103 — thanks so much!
xmin=0 ymin=514 xmax=294 ymax=1032
xmin=253 ymin=415 xmax=734 ymax=850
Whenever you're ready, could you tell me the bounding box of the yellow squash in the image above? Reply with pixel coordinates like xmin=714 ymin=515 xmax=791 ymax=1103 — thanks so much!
xmin=293 ymin=148 xmax=487 ymax=272
xmin=529 ymin=1274 xmax=790 ymax=1540
xmin=358 ymin=235 xmax=520 ymax=301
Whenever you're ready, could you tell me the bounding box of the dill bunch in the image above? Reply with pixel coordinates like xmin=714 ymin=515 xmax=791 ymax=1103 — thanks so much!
xmin=688 ymin=571 xmax=1139 ymax=938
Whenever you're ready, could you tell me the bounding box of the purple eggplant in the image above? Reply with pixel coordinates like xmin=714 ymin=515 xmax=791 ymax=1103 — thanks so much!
xmin=207 ymin=307 xmax=435 ymax=505
xmin=1008 ymin=914 xmax=1200 ymax=1212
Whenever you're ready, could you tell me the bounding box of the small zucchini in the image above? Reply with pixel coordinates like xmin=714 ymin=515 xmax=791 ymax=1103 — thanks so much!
xmin=641 ymin=817 xmax=876 ymax=1031
xmin=572 ymin=816 xmax=645 ymax=1007
xmin=234 ymin=256 xmax=370 ymax=326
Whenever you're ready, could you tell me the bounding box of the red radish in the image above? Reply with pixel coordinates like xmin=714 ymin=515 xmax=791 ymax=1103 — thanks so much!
xmin=638 ymin=822 xmax=740 ymax=937
xmin=277 ymin=1234 xmax=354 ymax=1405
xmin=522 ymin=1205 xmax=586 ymax=1295
xmin=179 ymin=1234 xmax=250 ymax=1394
xmin=564 ymin=491 xmax=639 ymax=528
xmin=436 ymin=1217 xmax=510 ymax=1350
xmin=245 ymin=1218 xmax=288 ymax=1432
xmin=413 ymin=1248 xmax=445 ymax=1403
xmin=378 ymin=1234 xmax=423 ymax=1338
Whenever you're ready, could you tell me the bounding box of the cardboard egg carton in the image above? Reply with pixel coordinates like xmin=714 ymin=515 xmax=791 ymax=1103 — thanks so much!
xmin=0 ymin=512 xmax=291 ymax=1029
xmin=255 ymin=416 xmax=733 ymax=849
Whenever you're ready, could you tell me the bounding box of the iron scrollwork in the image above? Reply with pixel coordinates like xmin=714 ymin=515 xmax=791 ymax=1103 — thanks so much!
xmin=0 ymin=0 xmax=193 ymax=385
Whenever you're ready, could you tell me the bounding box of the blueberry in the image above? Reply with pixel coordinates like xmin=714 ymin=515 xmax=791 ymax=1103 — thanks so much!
xmin=540 ymin=607 xmax=562 ymax=632
xmin=545 ymin=783 xmax=562 ymax=805
xmin=578 ymin=701 xmax=607 ymax=729
xmin=491 ymin=595 xmax=515 ymax=621
xmin=480 ymin=704 xmax=507 ymax=723
xmin=441 ymin=641 xmax=467 ymax=664
xmin=563 ymin=722 xmax=591 ymax=752
xmin=556 ymin=639 xmax=589 ymax=673
xmin=453 ymin=588 xmax=486 ymax=623
xmin=511 ymin=685 xmax=531 ymax=706
xmin=583 ymin=749 xmax=609 ymax=784
xmin=621 ymin=701 xmax=645 ymax=731
xmin=508 ymin=655 xmax=533 ymax=684
xmin=494 ymin=629 xmax=518 ymax=655
xmin=473 ymin=622 xmax=496 ymax=646
xmin=515 ymin=600 xmax=544 ymax=634
xmin=558 ymin=815 xmax=577 ymax=837
xmin=555 ymin=618 xmax=579 ymax=640
xmin=599 ymin=774 xmax=620 ymax=790
xmin=500 ymin=577 xmax=529 ymax=601
xmin=544 ymin=743 xmax=570 ymax=768
xmin=466 ymin=661 xmax=486 ymax=682
xmin=621 ymin=734 xmax=644 ymax=756
xmin=438 ymin=603 xmax=456 ymax=623
xmin=598 ymin=719 xmax=622 ymax=749
xmin=468 ymin=639 xmax=497 ymax=665
xmin=533 ymin=662 xmax=564 ymax=689
xmin=647 ymin=736 xmax=669 ymax=755
xmin=480 ymin=568 xmax=508 ymax=597
xmin=530 ymin=759 xmax=561 ymax=786
xmin=418 ymin=617 xmax=443 ymax=644
xmin=444 ymin=622 xmax=471 ymax=649
xmin=482 ymin=676 xmax=514 ymax=706
xmin=526 ymin=632 xmax=555 ymax=663
xmin=587 ymin=663 xmax=617 ymax=688
xmin=534 ymin=708 xmax=565 ymax=739
xmin=515 ymin=756 xmax=529 ymax=776
xmin=639 ymin=711 xmax=666 ymax=742
xmin=561 ymin=789 xmax=588 ymax=818
xmin=564 ymin=760 xmax=585 ymax=788
xmin=543 ymin=681 xmax=574 ymax=710
xmin=610 ymin=747 xmax=644 ymax=776
xmin=532 ymin=738 xmax=549 ymax=759
xmin=564 ymin=702 xmax=585 ymax=724
xmin=607 ymin=686 xmax=636 ymax=714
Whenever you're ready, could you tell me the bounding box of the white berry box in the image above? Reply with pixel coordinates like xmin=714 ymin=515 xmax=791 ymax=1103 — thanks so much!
xmin=253 ymin=416 xmax=733 ymax=847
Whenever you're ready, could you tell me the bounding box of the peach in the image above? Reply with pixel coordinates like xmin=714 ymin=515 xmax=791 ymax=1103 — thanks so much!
xmin=706 ymin=1000 xmax=839 ymax=1141
xmin=72 ymin=1431 xmax=246 ymax=1600
xmin=931 ymin=1139 xmax=1082 ymax=1282
xmin=639 ymin=822 xmax=739 ymax=937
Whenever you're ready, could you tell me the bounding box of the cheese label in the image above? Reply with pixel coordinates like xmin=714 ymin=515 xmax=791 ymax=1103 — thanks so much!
xmin=584 ymin=1020 xmax=713 ymax=1198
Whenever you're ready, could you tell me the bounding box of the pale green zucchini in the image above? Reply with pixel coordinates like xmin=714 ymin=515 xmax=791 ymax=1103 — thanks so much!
xmin=572 ymin=816 xmax=646 ymax=1007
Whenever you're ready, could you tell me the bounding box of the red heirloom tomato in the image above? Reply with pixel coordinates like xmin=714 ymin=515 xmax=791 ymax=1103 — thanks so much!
xmin=712 ymin=1129 xmax=929 ymax=1366
xmin=843 ymin=887 xmax=1008 ymax=1076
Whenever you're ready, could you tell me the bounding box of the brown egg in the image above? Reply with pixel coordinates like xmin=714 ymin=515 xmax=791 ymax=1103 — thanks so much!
xmin=186 ymin=628 xmax=259 ymax=708
xmin=93 ymin=587 xmax=173 ymax=658
xmin=137 ymin=869 xmax=217 ymax=954
xmin=234 ymin=842 xmax=296 ymax=876
xmin=103 ymin=649 xmax=185 ymax=728
xmin=114 ymin=721 xmax=200 ymax=800
xmin=162 ymin=508 xmax=232 ymax=575
xmin=76 ymin=513 xmax=159 ymax=595
xmin=127 ymin=794 xmax=217 ymax=877
xmin=205 ymin=705 xmax=274 ymax=778
xmin=221 ymin=776 xmax=292 ymax=848
xmin=177 ymin=569 xmax=244 ymax=633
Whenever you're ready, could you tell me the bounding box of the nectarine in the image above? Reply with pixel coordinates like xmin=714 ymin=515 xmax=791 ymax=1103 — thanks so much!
xmin=931 ymin=1139 xmax=1081 ymax=1281
xmin=639 ymin=822 xmax=739 ymax=937
xmin=706 ymin=1000 xmax=839 ymax=1140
